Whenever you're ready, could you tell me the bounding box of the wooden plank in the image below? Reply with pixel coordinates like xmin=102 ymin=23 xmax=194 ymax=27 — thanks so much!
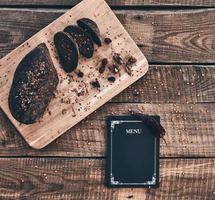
xmin=0 ymin=158 xmax=214 ymax=200
xmin=0 ymin=64 xmax=213 ymax=157
xmin=0 ymin=9 xmax=215 ymax=63
xmin=0 ymin=0 xmax=214 ymax=7
xmin=0 ymin=102 xmax=214 ymax=157
xmin=111 ymin=65 xmax=215 ymax=103
xmin=0 ymin=0 xmax=149 ymax=150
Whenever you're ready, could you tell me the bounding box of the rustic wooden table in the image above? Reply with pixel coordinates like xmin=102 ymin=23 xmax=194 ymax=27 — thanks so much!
xmin=0 ymin=1 xmax=214 ymax=199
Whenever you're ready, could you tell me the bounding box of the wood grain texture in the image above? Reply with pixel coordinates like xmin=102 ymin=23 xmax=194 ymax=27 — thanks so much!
xmin=0 ymin=158 xmax=214 ymax=200
xmin=0 ymin=9 xmax=215 ymax=63
xmin=0 ymin=0 xmax=214 ymax=7
xmin=0 ymin=102 xmax=214 ymax=157
xmin=0 ymin=0 xmax=149 ymax=149
xmin=111 ymin=65 xmax=215 ymax=103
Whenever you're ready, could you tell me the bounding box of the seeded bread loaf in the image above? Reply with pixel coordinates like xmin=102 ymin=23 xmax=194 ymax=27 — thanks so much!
xmin=8 ymin=43 xmax=59 ymax=124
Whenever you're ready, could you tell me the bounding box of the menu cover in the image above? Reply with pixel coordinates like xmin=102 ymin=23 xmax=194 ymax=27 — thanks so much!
xmin=106 ymin=116 xmax=160 ymax=188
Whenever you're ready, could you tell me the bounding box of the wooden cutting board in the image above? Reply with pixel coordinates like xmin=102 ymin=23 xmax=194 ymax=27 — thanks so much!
xmin=0 ymin=0 xmax=148 ymax=149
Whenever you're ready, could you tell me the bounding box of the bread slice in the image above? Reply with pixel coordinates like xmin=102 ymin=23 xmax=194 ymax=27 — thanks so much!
xmin=8 ymin=43 xmax=59 ymax=124
xmin=54 ymin=31 xmax=79 ymax=73
xmin=64 ymin=25 xmax=94 ymax=58
xmin=77 ymin=18 xmax=101 ymax=46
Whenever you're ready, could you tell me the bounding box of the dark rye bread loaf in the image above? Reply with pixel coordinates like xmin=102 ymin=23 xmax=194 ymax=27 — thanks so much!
xmin=77 ymin=18 xmax=101 ymax=46
xmin=54 ymin=31 xmax=79 ymax=73
xmin=8 ymin=43 xmax=59 ymax=124
xmin=64 ymin=25 xmax=94 ymax=58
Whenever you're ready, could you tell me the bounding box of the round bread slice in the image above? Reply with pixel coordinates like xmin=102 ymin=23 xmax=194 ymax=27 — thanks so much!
xmin=77 ymin=18 xmax=101 ymax=46
xmin=64 ymin=25 xmax=94 ymax=58
xmin=54 ymin=31 xmax=79 ymax=73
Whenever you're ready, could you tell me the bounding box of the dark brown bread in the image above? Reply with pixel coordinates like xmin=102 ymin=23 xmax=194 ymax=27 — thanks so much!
xmin=54 ymin=31 xmax=79 ymax=73
xmin=64 ymin=25 xmax=94 ymax=58
xmin=77 ymin=18 xmax=101 ymax=46
xmin=8 ymin=43 xmax=59 ymax=124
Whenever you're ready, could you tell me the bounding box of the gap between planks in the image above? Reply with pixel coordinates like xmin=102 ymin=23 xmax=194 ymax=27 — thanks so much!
xmin=0 ymin=0 xmax=215 ymax=7
xmin=0 ymin=5 xmax=214 ymax=10
xmin=0 ymin=156 xmax=214 ymax=159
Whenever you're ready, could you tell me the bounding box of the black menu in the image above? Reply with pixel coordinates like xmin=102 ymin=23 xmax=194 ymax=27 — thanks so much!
xmin=106 ymin=116 xmax=160 ymax=188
